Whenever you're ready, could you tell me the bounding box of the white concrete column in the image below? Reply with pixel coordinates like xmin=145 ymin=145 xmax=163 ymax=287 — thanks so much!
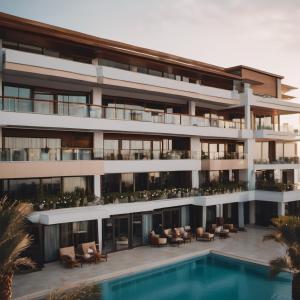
xmin=216 ymin=205 xmax=219 ymax=218
xmin=238 ymin=202 xmax=245 ymax=228
xmin=191 ymin=136 xmax=201 ymax=159
xmin=192 ymin=171 xmax=199 ymax=189
xmin=97 ymin=218 xmax=103 ymax=249
xmin=202 ymin=206 xmax=207 ymax=229
xmin=249 ymin=201 xmax=256 ymax=225
xmin=93 ymin=131 xmax=103 ymax=198
xmin=242 ymin=83 xmax=253 ymax=130
xmin=219 ymin=204 xmax=223 ymax=218
xmin=94 ymin=176 xmax=101 ymax=198
xmin=227 ymin=203 xmax=232 ymax=218
xmin=188 ymin=100 xmax=196 ymax=116
xmin=245 ymin=139 xmax=255 ymax=190
xmin=278 ymin=202 xmax=285 ymax=216
xmin=191 ymin=136 xmax=201 ymax=189
xmin=92 ymin=87 xmax=102 ymax=106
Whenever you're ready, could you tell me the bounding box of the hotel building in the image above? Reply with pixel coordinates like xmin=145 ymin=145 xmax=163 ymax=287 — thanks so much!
xmin=0 ymin=13 xmax=299 ymax=263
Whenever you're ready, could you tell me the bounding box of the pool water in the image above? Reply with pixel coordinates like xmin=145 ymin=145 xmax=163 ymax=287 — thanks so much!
xmin=100 ymin=254 xmax=291 ymax=300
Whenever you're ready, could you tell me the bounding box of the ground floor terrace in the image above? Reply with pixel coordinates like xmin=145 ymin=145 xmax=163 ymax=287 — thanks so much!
xmin=25 ymin=199 xmax=300 ymax=265
xmin=13 ymin=227 xmax=286 ymax=300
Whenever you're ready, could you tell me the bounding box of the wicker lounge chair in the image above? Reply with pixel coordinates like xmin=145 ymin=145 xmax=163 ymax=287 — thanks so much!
xmin=224 ymin=223 xmax=238 ymax=233
xmin=81 ymin=241 xmax=107 ymax=264
xmin=59 ymin=246 xmax=81 ymax=268
xmin=149 ymin=232 xmax=167 ymax=247
xmin=196 ymin=227 xmax=214 ymax=241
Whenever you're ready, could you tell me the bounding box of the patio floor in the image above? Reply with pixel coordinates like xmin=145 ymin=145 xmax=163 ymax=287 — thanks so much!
xmin=13 ymin=226 xmax=285 ymax=300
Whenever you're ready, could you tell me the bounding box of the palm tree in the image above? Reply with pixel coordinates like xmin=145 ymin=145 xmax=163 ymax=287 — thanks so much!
xmin=0 ymin=195 xmax=35 ymax=300
xmin=264 ymin=216 xmax=300 ymax=300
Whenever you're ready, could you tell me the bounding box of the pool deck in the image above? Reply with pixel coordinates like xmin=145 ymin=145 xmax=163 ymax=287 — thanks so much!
xmin=13 ymin=226 xmax=286 ymax=300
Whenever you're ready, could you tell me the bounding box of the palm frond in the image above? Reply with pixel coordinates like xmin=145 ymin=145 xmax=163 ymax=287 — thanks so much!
xmin=0 ymin=195 xmax=34 ymax=275
xmin=47 ymin=284 xmax=101 ymax=300
xmin=269 ymin=257 xmax=290 ymax=277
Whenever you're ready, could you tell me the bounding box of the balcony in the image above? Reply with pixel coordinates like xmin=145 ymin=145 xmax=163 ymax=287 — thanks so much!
xmin=0 ymin=147 xmax=104 ymax=179
xmin=256 ymin=181 xmax=297 ymax=192
xmin=100 ymin=66 xmax=240 ymax=103
xmin=254 ymin=123 xmax=300 ymax=141
xmin=201 ymin=152 xmax=247 ymax=170
xmin=4 ymin=48 xmax=97 ymax=83
xmin=254 ymin=157 xmax=300 ymax=170
xmin=0 ymin=97 xmax=244 ymax=139
xmin=103 ymin=149 xmax=201 ymax=173
xmin=103 ymin=149 xmax=199 ymax=160
xmin=0 ymin=147 xmax=103 ymax=162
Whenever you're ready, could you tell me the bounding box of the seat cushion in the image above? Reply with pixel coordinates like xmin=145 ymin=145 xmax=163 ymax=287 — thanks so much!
xmin=158 ymin=238 xmax=167 ymax=244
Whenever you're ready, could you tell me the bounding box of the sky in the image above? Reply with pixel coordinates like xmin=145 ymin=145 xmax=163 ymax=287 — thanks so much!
xmin=0 ymin=0 xmax=299 ymax=102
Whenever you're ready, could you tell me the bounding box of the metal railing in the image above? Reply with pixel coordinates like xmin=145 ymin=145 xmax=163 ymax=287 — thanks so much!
xmin=201 ymin=151 xmax=246 ymax=160
xmin=255 ymin=123 xmax=300 ymax=134
xmin=256 ymin=181 xmax=299 ymax=192
xmin=0 ymin=148 xmax=103 ymax=161
xmin=254 ymin=157 xmax=300 ymax=164
xmin=1 ymin=96 xmax=244 ymax=129
xmin=0 ymin=148 xmax=202 ymax=162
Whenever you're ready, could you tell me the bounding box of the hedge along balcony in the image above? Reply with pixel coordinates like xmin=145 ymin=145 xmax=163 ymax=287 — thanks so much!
xmin=254 ymin=157 xmax=300 ymax=164
xmin=1 ymin=96 xmax=244 ymax=129
xmin=103 ymin=150 xmax=201 ymax=160
xmin=201 ymin=151 xmax=246 ymax=160
xmin=256 ymin=180 xmax=296 ymax=192
xmin=102 ymin=182 xmax=248 ymax=205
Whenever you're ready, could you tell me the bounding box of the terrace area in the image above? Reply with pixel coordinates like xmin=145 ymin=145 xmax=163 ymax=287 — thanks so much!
xmin=13 ymin=227 xmax=285 ymax=300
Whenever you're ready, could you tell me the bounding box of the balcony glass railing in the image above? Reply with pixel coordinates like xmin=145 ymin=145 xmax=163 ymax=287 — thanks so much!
xmin=256 ymin=181 xmax=298 ymax=192
xmin=0 ymin=148 xmax=103 ymax=161
xmin=0 ymin=148 xmax=202 ymax=162
xmin=201 ymin=151 xmax=246 ymax=160
xmin=103 ymin=150 xmax=200 ymax=160
xmin=0 ymin=96 xmax=244 ymax=129
xmin=254 ymin=157 xmax=300 ymax=164
xmin=255 ymin=124 xmax=300 ymax=134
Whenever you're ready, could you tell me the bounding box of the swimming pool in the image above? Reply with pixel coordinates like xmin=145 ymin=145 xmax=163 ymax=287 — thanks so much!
xmin=100 ymin=253 xmax=291 ymax=300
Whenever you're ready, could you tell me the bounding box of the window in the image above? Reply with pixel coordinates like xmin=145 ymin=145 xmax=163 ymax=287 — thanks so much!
xmin=101 ymin=59 xmax=130 ymax=71
xmin=63 ymin=177 xmax=87 ymax=193
xmin=58 ymin=94 xmax=88 ymax=117
xmin=148 ymin=69 xmax=162 ymax=77
xmin=4 ymin=85 xmax=31 ymax=112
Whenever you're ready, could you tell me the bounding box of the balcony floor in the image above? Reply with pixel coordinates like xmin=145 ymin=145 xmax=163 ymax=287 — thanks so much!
xmin=13 ymin=226 xmax=285 ymax=300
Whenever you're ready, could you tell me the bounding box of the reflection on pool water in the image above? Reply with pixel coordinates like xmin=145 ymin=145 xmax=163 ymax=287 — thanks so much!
xmin=100 ymin=254 xmax=291 ymax=300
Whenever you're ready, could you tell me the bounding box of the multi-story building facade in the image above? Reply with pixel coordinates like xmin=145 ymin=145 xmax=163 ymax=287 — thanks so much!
xmin=0 ymin=12 xmax=299 ymax=263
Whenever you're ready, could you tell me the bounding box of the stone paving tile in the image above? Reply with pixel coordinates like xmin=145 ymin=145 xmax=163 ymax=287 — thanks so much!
xmin=13 ymin=227 xmax=285 ymax=300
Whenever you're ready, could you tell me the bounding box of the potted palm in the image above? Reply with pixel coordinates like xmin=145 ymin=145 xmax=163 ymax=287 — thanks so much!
xmin=264 ymin=216 xmax=300 ymax=300
xmin=0 ymin=196 xmax=35 ymax=300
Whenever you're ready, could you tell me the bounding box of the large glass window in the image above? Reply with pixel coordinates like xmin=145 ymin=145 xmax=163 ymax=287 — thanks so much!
xmin=132 ymin=214 xmax=143 ymax=247
xmin=3 ymin=85 xmax=31 ymax=112
xmin=63 ymin=177 xmax=87 ymax=193
xmin=33 ymin=91 xmax=54 ymax=114
xmin=4 ymin=137 xmax=61 ymax=161
xmin=121 ymin=173 xmax=134 ymax=193
xmin=58 ymin=95 xmax=88 ymax=117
